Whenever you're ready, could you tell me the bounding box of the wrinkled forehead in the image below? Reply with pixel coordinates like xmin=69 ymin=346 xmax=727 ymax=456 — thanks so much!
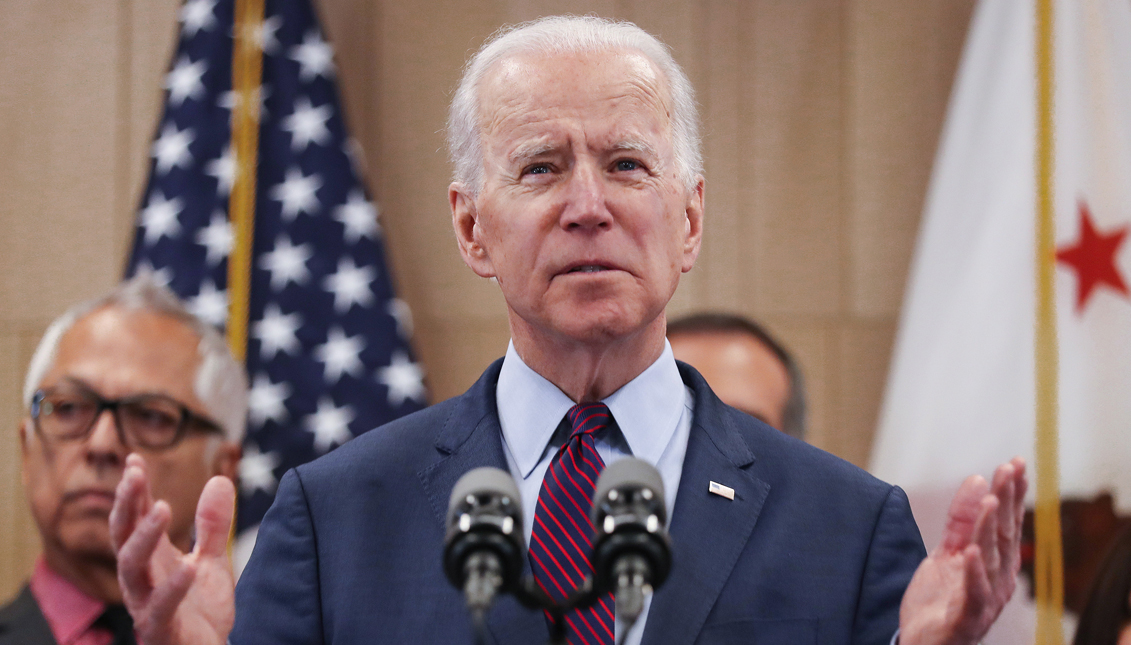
xmin=43 ymin=306 xmax=204 ymax=404
xmin=476 ymin=47 xmax=674 ymax=139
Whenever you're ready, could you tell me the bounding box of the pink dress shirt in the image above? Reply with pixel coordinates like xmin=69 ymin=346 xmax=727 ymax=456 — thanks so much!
xmin=28 ymin=558 xmax=120 ymax=645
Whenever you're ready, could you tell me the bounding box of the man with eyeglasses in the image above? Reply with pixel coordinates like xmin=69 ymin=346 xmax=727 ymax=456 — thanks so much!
xmin=0 ymin=274 xmax=245 ymax=645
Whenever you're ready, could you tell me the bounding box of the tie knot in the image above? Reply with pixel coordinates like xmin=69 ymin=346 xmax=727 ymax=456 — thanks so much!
xmin=566 ymin=402 xmax=612 ymax=439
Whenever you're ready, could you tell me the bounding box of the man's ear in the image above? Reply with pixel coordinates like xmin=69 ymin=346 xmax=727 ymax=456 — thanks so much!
xmin=680 ymin=176 xmax=705 ymax=273
xmin=19 ymin=419 xmax=31 ymax=488
xmin=211 ymin=441 xmax=242 ymax=481
xmin=450 ymin=182 xmax=496 ymax=279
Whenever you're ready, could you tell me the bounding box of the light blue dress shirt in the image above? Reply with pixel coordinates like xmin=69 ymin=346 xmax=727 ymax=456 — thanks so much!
xmin=496 ymin=340 xmax=694 ymax=645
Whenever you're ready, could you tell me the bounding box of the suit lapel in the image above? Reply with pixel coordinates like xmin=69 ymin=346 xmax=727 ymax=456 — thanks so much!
xmin=416 ymin=360 xmax=770 ymax=645
xmin=0 ymin=585 xmax=58 ymax=645
xmin=416 ymin=360 xmax=547 ymax=645
xmin=640 ymin=365 xmax=770 ymax=645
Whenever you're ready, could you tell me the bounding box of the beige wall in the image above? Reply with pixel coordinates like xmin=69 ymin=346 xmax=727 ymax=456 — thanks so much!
xmin=0 ymin=0 xmax=975 ymax=599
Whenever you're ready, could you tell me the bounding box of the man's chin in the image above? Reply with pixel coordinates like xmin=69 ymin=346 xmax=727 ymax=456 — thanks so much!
xmin=57 ymin=522 xmax=117 ymax=564
xmin=549 ymin=310 xmax=653 ymax=346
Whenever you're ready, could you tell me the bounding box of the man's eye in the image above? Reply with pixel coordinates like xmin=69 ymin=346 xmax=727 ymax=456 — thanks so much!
xmin=614 ymin=159 xmax=641 ymax=172
xmin=128 ymin=407 xmax=180 ymax=429
xmin=523 ymin=164 xmax=551 ymax=176
xmin=47 ymin=398 xmax=93 ymax=419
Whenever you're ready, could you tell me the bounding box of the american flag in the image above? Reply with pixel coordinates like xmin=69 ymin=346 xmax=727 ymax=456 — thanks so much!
xmin=125 ymin=0 xmax=428 ymax=541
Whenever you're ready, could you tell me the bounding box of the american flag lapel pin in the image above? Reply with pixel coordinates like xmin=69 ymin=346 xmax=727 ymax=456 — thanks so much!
xmin=708 ymin=481 xmax=735 ymax=500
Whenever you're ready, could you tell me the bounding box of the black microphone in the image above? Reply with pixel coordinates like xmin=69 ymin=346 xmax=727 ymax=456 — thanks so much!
xmin=589 ymin=458 xmax=672 ymax=630
xmin=443 ymin=467 xmax=526 ymax=619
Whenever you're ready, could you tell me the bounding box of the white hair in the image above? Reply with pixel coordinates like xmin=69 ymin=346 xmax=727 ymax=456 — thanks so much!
xmin=447 ymin=15 xmax=702 ymax=195
xmin=22 ymin=274 xmax=248 ymax=444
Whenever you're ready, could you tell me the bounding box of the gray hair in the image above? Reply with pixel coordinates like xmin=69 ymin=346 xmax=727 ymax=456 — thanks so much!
xmin=447 ymin=15 xmax=702 ymax=195
xmin=22 ymin=273 xmax=248 ymax=444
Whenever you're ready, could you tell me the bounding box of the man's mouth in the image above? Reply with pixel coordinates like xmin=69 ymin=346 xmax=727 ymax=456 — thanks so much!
xmin=567 ymin=265 xmax=611 ymax=274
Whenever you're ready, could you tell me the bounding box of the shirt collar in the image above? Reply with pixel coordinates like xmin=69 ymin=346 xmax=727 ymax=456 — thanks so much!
xmin=29 ymin=557 xmax=106 ymax=645
xmin=602 ymin=341 xmax=685 ymax=465
xmin=496 ymin=340 xmax=686 ymax=478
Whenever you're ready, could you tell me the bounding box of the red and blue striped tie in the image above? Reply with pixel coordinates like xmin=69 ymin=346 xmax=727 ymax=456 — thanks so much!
xmin=529 ymin=402 xmax=616 ymax=645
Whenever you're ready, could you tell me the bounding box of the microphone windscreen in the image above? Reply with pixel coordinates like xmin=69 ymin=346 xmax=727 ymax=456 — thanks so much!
xmin=591 ymin=457 xmax=665 ymax=525
xmin=447 ymin=467 xmax=522 ymax=527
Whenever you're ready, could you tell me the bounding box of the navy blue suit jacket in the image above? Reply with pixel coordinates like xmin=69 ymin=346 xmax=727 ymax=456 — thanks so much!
xmin=232 ymin=360 xmax=926 ymax=644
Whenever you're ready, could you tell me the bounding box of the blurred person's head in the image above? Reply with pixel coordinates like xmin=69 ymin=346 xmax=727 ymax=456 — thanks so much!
xmin=668 ymin=313 xmax=806 ymax=440
xmin=18 ymin=274 xmax=246 ymax=602
xmin=1074 ymin=525 xmax=1131 ymax=645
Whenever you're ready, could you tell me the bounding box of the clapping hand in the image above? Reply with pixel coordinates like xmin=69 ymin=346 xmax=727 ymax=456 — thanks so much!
xmin=898 ymin=457 xmax=1028 ymax=645
xmin=110 ymin=454 xmax=237 ymax=645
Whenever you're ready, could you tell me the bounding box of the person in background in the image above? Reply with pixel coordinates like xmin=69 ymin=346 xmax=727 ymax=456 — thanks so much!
xmin=668 ymin=312 xmax=806 ymax=440
xmin=1073 ymin=525 xmax=1131 ymax=645
xmin=0 ymin=275 xmax=244 ymax=645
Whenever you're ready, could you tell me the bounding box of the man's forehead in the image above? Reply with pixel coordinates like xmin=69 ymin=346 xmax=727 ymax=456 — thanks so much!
xmin=44 ymin=306 xmax=201 ymax=396
xmin=478 ymin=48 xmax=672 ymax=150
xmin=484 ymin=49 xmax=665 ymax=109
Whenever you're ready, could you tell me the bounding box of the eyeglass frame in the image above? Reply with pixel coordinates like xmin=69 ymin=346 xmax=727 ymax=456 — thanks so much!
xmin=29 ymin=379 xmax=225 ymax=450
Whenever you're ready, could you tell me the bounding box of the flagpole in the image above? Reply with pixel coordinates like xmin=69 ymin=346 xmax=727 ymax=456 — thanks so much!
xmin=228 ymin=0 xmax=265 ymax=363
xmin=227 ymin=0 xmax=265 ymax=548
xmin=1034 ymin=0 xmax=1065 ymax=642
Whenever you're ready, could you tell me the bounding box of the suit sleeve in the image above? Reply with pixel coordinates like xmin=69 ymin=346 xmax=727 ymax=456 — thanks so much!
xmin=230 ymin=469 xmax=324 ymax=644
xmin=853 ymin=485 xmax=927 ymax=645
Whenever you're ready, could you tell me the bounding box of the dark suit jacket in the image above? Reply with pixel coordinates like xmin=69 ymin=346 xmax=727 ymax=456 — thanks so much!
xmin=0 ymin=585 xmax=57 ymax=645
xmin=232 ymin=360 xmax=926 ymax=644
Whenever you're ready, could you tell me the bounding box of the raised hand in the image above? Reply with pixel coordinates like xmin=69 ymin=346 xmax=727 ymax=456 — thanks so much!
xmin=110 ymin=453 xmax=236 ymax=645
xmin=898 ymin=457 xmax=1028 ymax=645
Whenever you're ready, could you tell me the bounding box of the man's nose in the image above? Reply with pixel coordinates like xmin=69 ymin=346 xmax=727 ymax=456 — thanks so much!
xmin=85 ymin=410 xmax=128 ymax=465
xmin=560 ymin=162 xmax=613 ymax=231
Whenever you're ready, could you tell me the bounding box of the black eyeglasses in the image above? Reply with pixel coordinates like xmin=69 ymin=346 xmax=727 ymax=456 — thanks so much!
xmin=30 ymin=380 xmax=223 ymax=450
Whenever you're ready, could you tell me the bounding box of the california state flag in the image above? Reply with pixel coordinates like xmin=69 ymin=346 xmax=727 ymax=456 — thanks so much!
xmin=870 ymin=0 xmax=1131 ymax=641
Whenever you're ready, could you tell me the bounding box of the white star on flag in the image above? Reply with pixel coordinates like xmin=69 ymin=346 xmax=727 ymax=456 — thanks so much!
xmin=248 ymin=373 xmax=291 ymax=427
xmin=290 ymin=29 xmax=335 ymax=81
xmin=179 ymin=0 xmax=217 ymax=36
xmin=252 ymin=303 xmax=303 ymax=359
xmin=218 ymin=85 xmax=271 ymax=122
xmin=195 ymin=211 xmax=232 ymax=266
xmin=314 ymin=326 xmax=365 ymax=383
xmin=141 ymin=191 xmax=184 ymax=244
xmin=387 ymin=299 xmax=413 ymax=339
xmin=251 ymin=15 xmax=283 ymax=54
xmin=282 ymin=97 xmax=332 ymax=151
xmin=376 ymin=350 xmax=426 ymax=406
xmin=269 ymin=167 xmax=322 ymax=220
xmin=305 ymin=396 xmax=355 ymax=453
xmin=334 ymin=189 xmax=380 ymax=243
xmin=187 ymin=280 xmax=228 ymax=328
xmin=239 ymin=443 xmax=280 ymax=495
xmin=165 ymin=55 xmax=207 ymax=107
xmin=323 ymin=257 xmax=376 ymax=313
xmin=259 ymin=235 xmax=313 ymax=290
xmin=205 ymin=145 xmax=235 ymax=195
xmin=134 ymin=260 xmax=173 ymax=288
xmin=151 ymin=123 xmax=196 ymax=174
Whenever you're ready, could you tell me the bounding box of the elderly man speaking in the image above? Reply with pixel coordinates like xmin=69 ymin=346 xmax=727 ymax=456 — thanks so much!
xmin=112 ymin=16 xmax=1026 ymax=645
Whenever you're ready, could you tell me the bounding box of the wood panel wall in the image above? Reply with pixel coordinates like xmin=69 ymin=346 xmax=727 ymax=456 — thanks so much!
xmin=0 ymin=0 xmax=975 ymax=600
